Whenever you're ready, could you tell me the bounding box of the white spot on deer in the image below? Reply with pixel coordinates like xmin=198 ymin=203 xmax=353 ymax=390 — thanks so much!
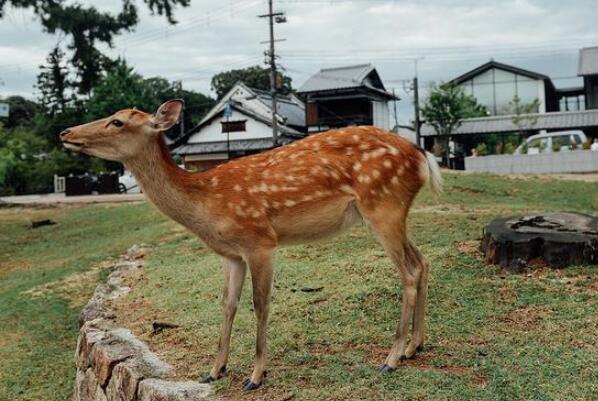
xmin=353 ymin=161 xmax=362 ymax=171
xmin=251 ymin=210 xmax=262 ymax=218
xmin=269 ymin=184 xmax=280 ymax=192
xmin=272 ymin=201 xmax=281 ymax=209
xmin=284 ymin=200 xmax=297 ymax=207
xmin=261 ymin=199 xmax=269 ymax=208
xmin=285 ymin=175 xmax=296 ymax=182
xmin=370 ymin=189 xmax=378 ymax=195
xmin=388 ymin=146 xmax=399 ymax=156
xmin=227 ymin=202 xmax=235 ymax=209
xmin=339 ymin=184 xmax=354 ymax=194
xmin=372 ymin=169 xmax=381 ymax=179
xmin=397 ymin=165 xmax=405 ymax=176
xmin=346 ymin=148 xmax=354 ymax=156
xmin=383 ymin=159 xmax=393 ymax=169
xmin=372 ymin=148 xmax=387 ymax=158
xmin=215 ymin=193 xmax=224 ymax=198
xmin=359 ymin=143 xmax=370 ymax=150
xmin=358 ymin=174 xmax=371 ymax=184
xmin=391 ymin=176 xmax=400 ymax=185
xmin=362 ymin=152 xmax=370 ymax=161
xmin=211 ymin=177 xmax=219 ymax=186
xmin=258 ymin=182 xmax=268 ymax=192
xmin=302 ymin=195 xmax=313 ymax=202
xmin=320 ymin=157 xmax=330 ymax=164
xmin=382 ymin=185 xmax=391 ymax=194
xmin=404 ymin=161 xmax=411 ymax=170
xmin=240 ymin=200 xmax=247 ymax=207
xmin=233 ymin=184 xmax=242 ymax=192
xmin=235 ymin=206 xmax=246 ymax=217
xmin=352 ymin=134 xmax=359 ymax=142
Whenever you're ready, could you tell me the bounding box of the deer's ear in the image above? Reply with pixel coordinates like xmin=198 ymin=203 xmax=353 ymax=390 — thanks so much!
xmin=151 ymin=99 xmax=184 ymax=131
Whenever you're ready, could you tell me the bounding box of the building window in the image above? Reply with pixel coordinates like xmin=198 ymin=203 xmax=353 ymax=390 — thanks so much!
xmin=221 ymin=120 xmax=246 ymax=133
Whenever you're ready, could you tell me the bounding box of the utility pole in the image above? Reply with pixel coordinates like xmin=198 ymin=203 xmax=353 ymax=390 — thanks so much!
xmin=411 ymin=57 xmax=424 ymax=148
xmin=413 ymin=76 xmax=421 ymax=147
xmin=392 ymin=88 xmax=399 ymax=129
xmin=259 ymin=0 xmax=286 ymax=147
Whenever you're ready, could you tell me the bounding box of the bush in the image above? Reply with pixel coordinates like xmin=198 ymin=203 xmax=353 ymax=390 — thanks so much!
xmin=503 ymin=142 xmax=516 ymax=154
xmin=475 ymin=143 xmax=489 ymax=156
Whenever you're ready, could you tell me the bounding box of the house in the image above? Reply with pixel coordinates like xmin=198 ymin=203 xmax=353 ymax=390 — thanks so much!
xmin=174 ymin=82 xmax=306 ymax=171
xmin=420 ymin=51 xmax=598 ymax=168
xmin=579 ymin=46 xmax=598 ymax=110
xmin=297 ymin=64 xmax=398 ymax=133
xmin=450 ymin=60 xmax=559 ymax=115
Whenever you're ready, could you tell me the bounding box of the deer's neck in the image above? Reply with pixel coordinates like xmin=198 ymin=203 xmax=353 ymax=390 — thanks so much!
xmin=124 ymin=136 xmax=205 ymax=226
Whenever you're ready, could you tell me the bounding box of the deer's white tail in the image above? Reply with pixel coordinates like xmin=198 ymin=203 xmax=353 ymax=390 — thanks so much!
xmin=424 ymin=151 xmax=443 ymax=194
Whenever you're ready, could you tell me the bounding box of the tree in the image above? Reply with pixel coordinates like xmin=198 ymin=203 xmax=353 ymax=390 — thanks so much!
xmin=421 ymin=83 xmax=488 ymax=137
xmin=86 ymin=60 xmax=215 ymax=138
xmin=0 ymin=0 xmax=190 ymax=95
xmin=0 ymin=96 xmax=40 ymax=129
xmin=211 ymin=65 xmax=293 ymax=99
xmin=509 ymin=95 xmax=540 ymax=136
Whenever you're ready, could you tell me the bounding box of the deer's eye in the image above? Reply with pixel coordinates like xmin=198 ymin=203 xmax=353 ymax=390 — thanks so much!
xmin=111 ymin=119 xmax=124 ymax=127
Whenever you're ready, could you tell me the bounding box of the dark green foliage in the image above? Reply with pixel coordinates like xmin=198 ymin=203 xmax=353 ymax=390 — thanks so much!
xmin=2 ymin=95 xmax=40 ymax=130
xmin=86 ymin=60 xmax=215 ymax=138
xmin=211 ymin=65 xmax=293 ymax=99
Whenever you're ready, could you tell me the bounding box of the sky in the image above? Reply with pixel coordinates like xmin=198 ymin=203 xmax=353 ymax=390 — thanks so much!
xmin=0 ymin=0 xmax=597 ymax=123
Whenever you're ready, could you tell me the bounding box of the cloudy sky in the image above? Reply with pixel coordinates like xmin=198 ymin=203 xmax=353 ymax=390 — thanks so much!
xmin=0 ymin=0 xmax=596 ymax=122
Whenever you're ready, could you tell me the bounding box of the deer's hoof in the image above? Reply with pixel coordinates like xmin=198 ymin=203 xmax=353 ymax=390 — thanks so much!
xmin=399 ymin=355 xmax=407 ymax=362
xmin=199 ymin=366 xmax=226 ymax=384
xmin=416 ymin=345 xmax=424 ymax=352
xmin=199 ymin=374 xmax=216 ymax=384
xmin=380 ymin=364 xmax=395 ymax=374
xmin=241 ymin=378 xmax=262 ymax=392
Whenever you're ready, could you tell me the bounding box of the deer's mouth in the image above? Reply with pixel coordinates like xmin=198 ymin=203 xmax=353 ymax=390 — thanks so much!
xmin=62 ymin=140 xmax=85 ymax=151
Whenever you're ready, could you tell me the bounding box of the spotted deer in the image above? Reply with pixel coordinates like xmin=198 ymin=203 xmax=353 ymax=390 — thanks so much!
xmin=60 ymin=100 xmax=442 ymax=391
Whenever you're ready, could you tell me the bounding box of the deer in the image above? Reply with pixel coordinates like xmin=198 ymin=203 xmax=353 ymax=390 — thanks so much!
xmin=60 ymin=99 xmax=442 ymax=392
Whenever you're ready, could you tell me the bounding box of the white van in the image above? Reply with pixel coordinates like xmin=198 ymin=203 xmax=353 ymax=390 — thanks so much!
xmin=515 ymin=130 xmax=587 ymax=154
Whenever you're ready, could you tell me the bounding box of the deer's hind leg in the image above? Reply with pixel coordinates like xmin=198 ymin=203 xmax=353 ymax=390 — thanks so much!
xmin=358 ymin=204 xmax=423 ymax=371
xmin=404 ymin=240 xmax=429 ymax=359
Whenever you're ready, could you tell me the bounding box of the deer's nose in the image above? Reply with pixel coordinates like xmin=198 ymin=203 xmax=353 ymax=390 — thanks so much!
xmin=59 ymin=129 xmax=71 ymax=140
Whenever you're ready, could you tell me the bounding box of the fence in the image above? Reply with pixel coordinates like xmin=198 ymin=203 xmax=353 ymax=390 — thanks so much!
xmin=465 ymin=150 xmax=598 ymax=174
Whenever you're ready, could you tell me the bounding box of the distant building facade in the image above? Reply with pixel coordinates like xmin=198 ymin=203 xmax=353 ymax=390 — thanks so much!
xmin=174 ymin=82 xmax=305 ymax=171
xmin=297 ymin=64 xmax=398 ymax=133
xmin=579 ymin=46 xmax=598 ymax=110
xmin=450 ymin=60 xmax=559 ymax=115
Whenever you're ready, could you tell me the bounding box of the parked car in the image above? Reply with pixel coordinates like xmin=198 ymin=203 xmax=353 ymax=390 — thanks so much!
xmin=515 ymin=130 xmax=587 ymax=154
xmin=118 ymin=171 xmax=141 ymax=193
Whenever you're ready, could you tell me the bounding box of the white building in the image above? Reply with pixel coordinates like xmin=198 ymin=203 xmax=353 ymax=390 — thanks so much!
xmin=174 ymin=82 xmax=305 ymax=171
xmin=450 ymin=60 xmax=559 ymax=115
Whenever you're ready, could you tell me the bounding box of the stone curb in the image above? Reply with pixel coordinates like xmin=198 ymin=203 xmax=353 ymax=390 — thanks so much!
xmin=74 ymin=245 xmax=211 ymax=401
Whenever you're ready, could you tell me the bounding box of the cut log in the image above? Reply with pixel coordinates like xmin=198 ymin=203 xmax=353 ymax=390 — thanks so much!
xmin=481 ymin=212 xmax=598 ymax=271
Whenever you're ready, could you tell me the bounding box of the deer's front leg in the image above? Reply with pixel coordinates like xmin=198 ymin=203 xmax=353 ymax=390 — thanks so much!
xmin=242 ymin=249 xmax=274 ymax=391
xmin=201 ymin=257 xmax=247 ymax=383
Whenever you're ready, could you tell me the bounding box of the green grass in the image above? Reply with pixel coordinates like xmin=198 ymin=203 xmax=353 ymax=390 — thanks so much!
xmin=1 ymin=172 xmax=597 ymax=401
xmin=0 ymin=203 xmax=170 ymax=401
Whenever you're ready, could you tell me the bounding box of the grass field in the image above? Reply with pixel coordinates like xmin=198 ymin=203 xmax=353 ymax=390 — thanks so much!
xmin=1 ymin=172 xmax=597 ymax=401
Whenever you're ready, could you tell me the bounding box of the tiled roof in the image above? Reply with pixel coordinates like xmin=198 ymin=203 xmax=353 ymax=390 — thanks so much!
xmin=298 ymin=64 xmax=375 ymax=92
xmin=173 ymin=137 xmax=293 ymax=155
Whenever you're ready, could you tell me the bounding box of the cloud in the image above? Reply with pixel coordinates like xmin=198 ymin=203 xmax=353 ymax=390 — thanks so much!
xmin=0 ymin=0 xmax=596 ymax=122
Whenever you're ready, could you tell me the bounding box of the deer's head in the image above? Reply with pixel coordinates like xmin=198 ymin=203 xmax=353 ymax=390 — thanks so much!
xmin=59 ymin=100 xmax=183 ymax=162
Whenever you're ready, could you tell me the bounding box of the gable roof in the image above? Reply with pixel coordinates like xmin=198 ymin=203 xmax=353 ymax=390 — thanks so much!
xmin=578 ymin=47 xmax=598 ymax=76
xmin=297 ymin=64 xmax=397 ymax=99
xmin=450 ymin=60 xmax=550 ymax=84
xmin=178 ymin=82 xmax=305 ymax=144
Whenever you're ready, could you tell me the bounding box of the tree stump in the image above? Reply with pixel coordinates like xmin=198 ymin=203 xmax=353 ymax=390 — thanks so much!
xmin=481 ymin=212 xmax=598 ymax=271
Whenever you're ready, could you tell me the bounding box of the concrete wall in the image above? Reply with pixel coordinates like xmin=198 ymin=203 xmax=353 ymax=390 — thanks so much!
xmin=465 ymin=150 xmax=598 ymax=174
